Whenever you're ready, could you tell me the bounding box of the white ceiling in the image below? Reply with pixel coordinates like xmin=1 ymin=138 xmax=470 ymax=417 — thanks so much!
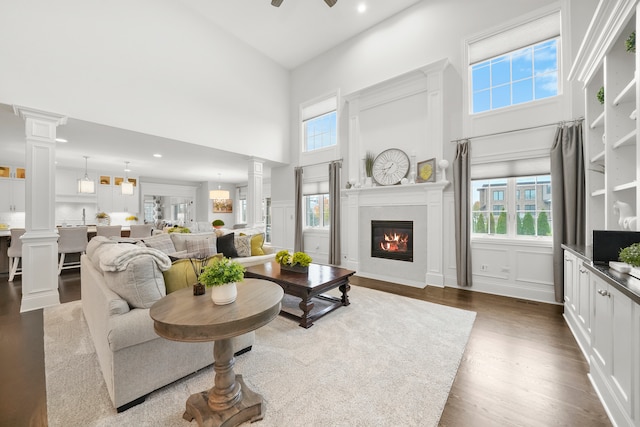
xmin=180 ymin=0 xmax=424 ymax=69
xmin=2 ymin=0 xmax=423 ymax=184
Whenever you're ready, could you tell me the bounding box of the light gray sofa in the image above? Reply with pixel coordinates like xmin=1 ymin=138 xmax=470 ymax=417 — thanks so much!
xmin=80 ymin=238 xmax=255 ymax=412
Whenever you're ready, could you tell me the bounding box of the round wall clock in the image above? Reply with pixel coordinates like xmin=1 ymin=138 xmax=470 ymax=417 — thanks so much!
xmin=372 ymin=148 xmax=410 ymax=186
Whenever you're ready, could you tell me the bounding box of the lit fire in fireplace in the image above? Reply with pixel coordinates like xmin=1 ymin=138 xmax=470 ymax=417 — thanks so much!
xmin=379 ymin=232 xmax=409 ymax=252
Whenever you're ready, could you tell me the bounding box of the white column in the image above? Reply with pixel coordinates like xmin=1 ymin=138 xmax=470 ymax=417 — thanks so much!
xmin=13 ymin=106 xmax=67 ymax=313
xmin=247 ymin=158 xmax=264 ymax=229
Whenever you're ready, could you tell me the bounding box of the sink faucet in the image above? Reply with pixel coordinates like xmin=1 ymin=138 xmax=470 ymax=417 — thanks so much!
xmin=82 ymin=208 xmax=86 ymax=226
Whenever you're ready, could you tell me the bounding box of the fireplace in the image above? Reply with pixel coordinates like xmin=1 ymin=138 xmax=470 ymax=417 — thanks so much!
xmin=371 ymin=220 xmax=413 ymax=262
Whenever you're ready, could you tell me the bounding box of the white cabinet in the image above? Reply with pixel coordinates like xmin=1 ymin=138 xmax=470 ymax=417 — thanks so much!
xmin=0 ymin=178 xmax=25 ymax=212
xmin=590 ymin=273 xmax=635 ymax=426
xmin=563 ymin=250 xmax=591 ymax=359
xmin=569 ymin=0 xmax=640 ymax=246
xmin=97 ymin=180 xmax=139 ymax=214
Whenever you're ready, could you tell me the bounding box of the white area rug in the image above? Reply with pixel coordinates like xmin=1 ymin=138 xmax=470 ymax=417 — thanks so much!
xmin=45 ymin=285 xmax=476 ymax=426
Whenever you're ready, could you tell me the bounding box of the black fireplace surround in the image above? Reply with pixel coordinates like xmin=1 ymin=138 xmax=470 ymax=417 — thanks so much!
xmin=371 ymin=220 xmax=413 ymax=262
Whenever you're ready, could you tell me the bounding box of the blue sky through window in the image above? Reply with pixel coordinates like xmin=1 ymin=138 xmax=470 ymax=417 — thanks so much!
xmin=472 ymin=39 xmax=558 ymax=113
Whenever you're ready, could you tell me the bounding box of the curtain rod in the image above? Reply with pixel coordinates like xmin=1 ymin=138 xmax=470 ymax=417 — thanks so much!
xmin=298 ymin=158 xmax=343 ymax=169
xmin=451 ymin=117 xmax=584 ymax=144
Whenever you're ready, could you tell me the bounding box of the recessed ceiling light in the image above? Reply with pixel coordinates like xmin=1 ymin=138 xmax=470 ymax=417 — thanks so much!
xmin=55 ymin=137 xmax=68 ymax=143
xmin=153 ymin=153 xmax=162 ymax=158
xmin=357 ymin=3 xmax=367 ymax=13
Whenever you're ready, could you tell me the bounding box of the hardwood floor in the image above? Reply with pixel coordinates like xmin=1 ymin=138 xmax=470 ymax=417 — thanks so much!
xmin=0 ymin=272 xmax=610 ymax=426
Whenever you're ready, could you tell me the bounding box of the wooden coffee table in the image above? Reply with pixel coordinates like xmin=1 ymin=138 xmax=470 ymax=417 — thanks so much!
xmin=150 ymin=279 xmax=284 ymax=427
xmin=244 ymin=262 xmax=355 ymax=328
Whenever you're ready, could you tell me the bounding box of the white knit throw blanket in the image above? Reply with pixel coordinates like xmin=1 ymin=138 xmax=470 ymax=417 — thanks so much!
xmin=89 ymin=237 xmax=172 ymax=272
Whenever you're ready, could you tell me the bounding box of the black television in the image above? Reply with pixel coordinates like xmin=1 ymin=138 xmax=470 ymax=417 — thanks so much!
xmin=592 ymin=230 xmax=640 ymax=265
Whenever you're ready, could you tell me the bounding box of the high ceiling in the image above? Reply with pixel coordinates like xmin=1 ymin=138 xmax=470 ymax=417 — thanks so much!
xmin=2 ymin=0 xmax=423 ymax=184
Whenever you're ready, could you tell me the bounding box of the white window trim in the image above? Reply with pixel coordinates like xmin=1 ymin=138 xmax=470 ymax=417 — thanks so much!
xmin=299 ymin=90 xmax=341 ymax=167
xmin=463 ymin=5 xmax=563 ymax=117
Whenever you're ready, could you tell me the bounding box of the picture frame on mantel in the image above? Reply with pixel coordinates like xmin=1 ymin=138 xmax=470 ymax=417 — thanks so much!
xmin=416 ymin=158 xmax=436 ymax=183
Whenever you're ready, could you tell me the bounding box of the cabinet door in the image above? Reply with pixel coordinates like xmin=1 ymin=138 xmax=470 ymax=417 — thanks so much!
xmin=11 ymin=180 xmax=25 ymax=211
xmin=577 ymin=265 xmax=591 ymax=333
xmin=591 ymin=276 xmax=611 ymax=369
xmin=609 ymin=285 xmax=633 ymax=414
xmin=564 ymin=251 xmax=576 ymax=311
xmin=0 ymin=180 xmax=11 ymax=211
xmin=97 ymin=185 xmax=113 ymax=213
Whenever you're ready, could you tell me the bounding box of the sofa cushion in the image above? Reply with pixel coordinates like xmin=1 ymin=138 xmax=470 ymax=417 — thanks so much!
xmin=163 ymin=254 xmax=223 ymax=294
xmin=103 ymin=256 xmax=167 ymax=309
xmin=169 ymin=232 xmax=217 ymax=252
xmin=234 ymin=235 xmax=251 ymax=257
xmin=250 ymin=233 xmax=265 ymax=256
xmin=142 ymin=233 xmax=175 ymax=254
xmin=217 ymin=233 xmax=238 ymax=258
xmin=185 ymin=237 xmax=217 ymax=258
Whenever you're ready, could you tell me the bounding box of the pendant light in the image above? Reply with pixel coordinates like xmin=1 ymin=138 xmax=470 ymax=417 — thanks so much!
xmin=121 ymin=161 xmax=134 ymax=196
xmin=209 ymin=173 xmax=230 ymax=199
xmin=78 ymin=156 xmax=95 ymax=194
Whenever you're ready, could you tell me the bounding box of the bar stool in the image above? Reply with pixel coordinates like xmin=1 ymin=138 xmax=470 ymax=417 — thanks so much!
xmin=96 ymin=225 xmax=122 ymax=238
xmin=7 ymin=228 xmax=26 ymax=282
xmin=57 ymin=226 xmax=89 ymax=275
xmin=129 ymin=224 xmax=153 ymax=238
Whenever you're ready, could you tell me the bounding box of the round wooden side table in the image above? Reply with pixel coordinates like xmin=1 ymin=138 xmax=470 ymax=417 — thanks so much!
xmin=150 ymin=278 xmax=283 ymax=427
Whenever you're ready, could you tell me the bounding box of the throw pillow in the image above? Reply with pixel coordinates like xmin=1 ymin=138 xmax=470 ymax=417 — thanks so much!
xmin=235 ymin=235 xmax=251 ymax=257
xmin=142 ymin=233 xmax=175 ymax=254
xmin=185 ymin=238 xmax=217 ymax=258
xmin=163 ymin=254 xmax=223 ymax=294
xmin=103 ymin=257 xmax=167 ymax=308
xmin=250 ymin=233 xmax=265 ymax=256
xmin=217 ymin=232 xmax=238 ymax=258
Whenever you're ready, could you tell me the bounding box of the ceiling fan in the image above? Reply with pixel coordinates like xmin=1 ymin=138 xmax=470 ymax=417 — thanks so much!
xmin=271 ymin=0 xmax=337 ymax=7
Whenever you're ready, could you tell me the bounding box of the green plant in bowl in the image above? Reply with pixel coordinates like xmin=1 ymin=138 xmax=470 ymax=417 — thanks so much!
xmin=619 ymin=243 xmax=640 ymax=267
xmin=198 ymin=257 xmax=245 ymax=287
xmin=596 ymin=87 xmax=604 ymax=105
xmin=212 ymin=219 xmax=225 ymax=228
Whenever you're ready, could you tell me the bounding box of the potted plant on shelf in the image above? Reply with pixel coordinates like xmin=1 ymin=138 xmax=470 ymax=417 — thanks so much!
xmin=364 ymin=151 xmax=375 ymax=187
xmin=95 ymin=212 xmax=110 ymax=225
xmin=275 ymin=249 xmax=313 ymax=274
xmin=198 ymin=257 xmax=246 ymax=304
xmin=212 ymin=219 xmax=225 ymax=229
xmin=619 ymin=243 xmax=640 ymax=279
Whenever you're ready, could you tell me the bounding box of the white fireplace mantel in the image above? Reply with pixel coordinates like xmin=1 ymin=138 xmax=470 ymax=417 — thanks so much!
xmin=341 ymin=181 xmax=449 ymax=288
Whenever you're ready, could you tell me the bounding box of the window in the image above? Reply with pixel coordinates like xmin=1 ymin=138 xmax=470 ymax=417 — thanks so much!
xmin=493 ymin=190 xmax=504 ymax=201
xmin=302 ymin=96 xmax=337 ymax=153
xmin=304 ymin=194 xmax=330 ymax=228
xmin=471 ymin=39 xmax=558 ymax=113
xmin=472 ymin=175 xmax=551 ymax=238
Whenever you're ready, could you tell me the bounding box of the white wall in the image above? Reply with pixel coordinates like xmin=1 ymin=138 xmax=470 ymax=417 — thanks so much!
xmin=270 ymin=0 xmax=597 ymax=303
xmin=0 ymin=0 xmax=290 ymax=165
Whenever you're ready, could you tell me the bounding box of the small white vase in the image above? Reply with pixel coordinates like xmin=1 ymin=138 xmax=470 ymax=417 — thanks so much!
xmin=210 ymin=282 xmax=237 ymax=305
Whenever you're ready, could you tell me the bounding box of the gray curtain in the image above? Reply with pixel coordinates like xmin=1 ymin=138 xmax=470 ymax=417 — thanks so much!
xmin=294 ymin=166 xmax=304 ymax=253
xmin=328 ymin=161 xmax=341 ymax=265
xmin=453 ymin=140 xmax=472 ymax=287
xmin=550 ymin=122 xmax=585 ymax=303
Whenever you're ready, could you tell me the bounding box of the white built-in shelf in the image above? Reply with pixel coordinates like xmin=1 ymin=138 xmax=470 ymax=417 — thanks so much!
xmin=591 ymin=188 xmax=606 ymax=197
xmin=590 ymin=150 xmax=605 ymax=163
xmin=613 ymin=77 xmax=636 ymax=106
xmin=590 ymin=111 xmax=605 ymax=129
xmin=613 ymin=129 xmax=637 ymax=149
xmin=613 ymin=181 xmax=637 ymax=192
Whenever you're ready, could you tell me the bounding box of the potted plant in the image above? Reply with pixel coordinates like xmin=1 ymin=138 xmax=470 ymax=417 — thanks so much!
xmin=212 ymin=219 xmax=225 ymax=229
xmin=626 ymin=31 xmax=635 ymax=53
xmin=597 ymin=86 xmax=604 ymax=105
xmin=619 ymin=243 xmax=640 ymax=279
xmin=275 ymin=249 xmax=312 ymax=273
xmin=198 ymin=257 xmax=246 ymax=304
xmin=364 ymin=151 xmax=375 ymax=187
xmin=96 ymin=212 xmax=110 ymax=225
xmin=125 ymin=215 xmax=138 ymax=224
